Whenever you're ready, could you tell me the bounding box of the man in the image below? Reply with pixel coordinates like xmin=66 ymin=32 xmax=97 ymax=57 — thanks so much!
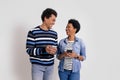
xmin=26 ymin=8 xmax=58 ymax=80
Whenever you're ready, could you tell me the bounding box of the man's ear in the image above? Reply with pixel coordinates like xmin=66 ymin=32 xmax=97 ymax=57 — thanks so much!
xmin=44 ymin=17 xmax=47 ymax=21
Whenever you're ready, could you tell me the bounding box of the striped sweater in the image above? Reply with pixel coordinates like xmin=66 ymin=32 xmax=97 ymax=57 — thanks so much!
xmin=26 ymin=26 xmax=58 ymax=66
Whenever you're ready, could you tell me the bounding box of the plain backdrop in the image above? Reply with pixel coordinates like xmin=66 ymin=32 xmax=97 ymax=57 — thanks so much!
xmin=0 ymin=0 xmax=120 ymax=80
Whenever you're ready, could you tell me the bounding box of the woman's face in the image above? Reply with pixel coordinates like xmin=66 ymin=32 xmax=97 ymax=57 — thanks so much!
xmin=66 ymin=23 xmax=76 ymax=36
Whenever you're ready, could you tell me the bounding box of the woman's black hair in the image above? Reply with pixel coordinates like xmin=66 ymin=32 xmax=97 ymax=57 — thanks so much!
xmin=68 ymin=19 xmax=80 ymax=33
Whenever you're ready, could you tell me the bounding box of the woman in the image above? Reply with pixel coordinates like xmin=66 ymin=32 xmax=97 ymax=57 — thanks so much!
xmin=57 ymin=19 xmax=86 ymax=80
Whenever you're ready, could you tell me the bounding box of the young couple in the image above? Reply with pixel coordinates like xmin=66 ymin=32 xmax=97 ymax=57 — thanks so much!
xmin=26 ymin=8 xmax=86 ymax=80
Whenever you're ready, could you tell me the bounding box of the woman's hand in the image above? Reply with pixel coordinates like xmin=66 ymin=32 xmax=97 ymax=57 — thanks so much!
xmin=67 ymin=52 xmax=84 ymax=61
xmin=67 ymin=52 xmax=78 ymax=58
xmin=57 ymin=52 xmax=69 ymax=60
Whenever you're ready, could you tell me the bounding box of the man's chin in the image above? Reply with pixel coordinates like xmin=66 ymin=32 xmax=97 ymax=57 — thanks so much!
xmin=48 ymin=27 xmax=52 ymax=29
xmin=49 ymin=25 xmax=53 ymax=29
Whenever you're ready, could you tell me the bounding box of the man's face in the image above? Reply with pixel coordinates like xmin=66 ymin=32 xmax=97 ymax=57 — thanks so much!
xmin=44 ymin=14 xmax=56 ymax=29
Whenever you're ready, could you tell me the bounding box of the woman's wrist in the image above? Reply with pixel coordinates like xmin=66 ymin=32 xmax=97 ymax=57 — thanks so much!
xmin=76 ymin=55 xmax=79 ymax=59
xmin=75 ymin=55 xmax=79 ymax=59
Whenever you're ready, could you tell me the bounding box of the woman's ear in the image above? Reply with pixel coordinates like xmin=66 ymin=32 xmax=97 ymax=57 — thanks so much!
xmin=74 ymin=28 xmax=77 ymax=33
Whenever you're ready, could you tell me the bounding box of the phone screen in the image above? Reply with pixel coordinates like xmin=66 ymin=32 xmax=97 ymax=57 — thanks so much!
xmin=67 ymin=50 xmax=72 ymax=53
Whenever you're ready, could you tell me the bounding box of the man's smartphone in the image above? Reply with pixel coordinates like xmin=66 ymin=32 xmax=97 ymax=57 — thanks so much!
xmin=51 ymin=45 xmax=57 ymax=48
xmin=67 ymin=50 xmax=72 ymax=53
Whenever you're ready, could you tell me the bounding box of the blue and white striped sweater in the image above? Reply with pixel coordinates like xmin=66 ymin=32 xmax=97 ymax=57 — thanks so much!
xmin=26 ymin=26 xmax=58 ymax=66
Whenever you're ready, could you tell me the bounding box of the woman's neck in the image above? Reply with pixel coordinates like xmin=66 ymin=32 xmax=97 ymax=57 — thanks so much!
xmin=68 ymin=35 xmax=75 ymax=41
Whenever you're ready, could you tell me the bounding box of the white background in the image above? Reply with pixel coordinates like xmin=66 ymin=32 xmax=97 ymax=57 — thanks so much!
xmin=0 ymin=0 xmax=120 ymax=80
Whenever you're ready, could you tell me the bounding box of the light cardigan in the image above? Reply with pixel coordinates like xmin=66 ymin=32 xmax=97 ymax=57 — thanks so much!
xmin=57 ymin=37 xmax=86 ymax=72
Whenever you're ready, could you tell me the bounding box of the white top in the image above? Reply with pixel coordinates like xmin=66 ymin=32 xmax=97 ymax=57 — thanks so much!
xmin=64 ymin=40 xmax=74 ymax=70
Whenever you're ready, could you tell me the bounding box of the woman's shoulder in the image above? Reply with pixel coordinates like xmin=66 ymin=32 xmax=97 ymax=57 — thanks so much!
xmin=76 ymin=37 xmax=86 ymax=45
xmin=59 ymin=37 xmax=67 ymax=44
xmin=59 ymin=38 xmax=66 ymax=42
xmin=76 ymin=37 xmax=83 ymax=42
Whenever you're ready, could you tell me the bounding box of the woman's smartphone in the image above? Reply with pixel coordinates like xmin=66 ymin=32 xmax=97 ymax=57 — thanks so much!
xmin=67 ymin=50 xmax=72 ymax=53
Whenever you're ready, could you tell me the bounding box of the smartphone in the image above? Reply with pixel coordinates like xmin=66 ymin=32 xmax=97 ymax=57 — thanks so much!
xmin=67 ymin=50 xmax=72 ymax=53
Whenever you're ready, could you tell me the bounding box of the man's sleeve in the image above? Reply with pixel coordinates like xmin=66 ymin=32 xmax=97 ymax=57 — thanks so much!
xmin=26 ymin=30 xmax=46 ymax=57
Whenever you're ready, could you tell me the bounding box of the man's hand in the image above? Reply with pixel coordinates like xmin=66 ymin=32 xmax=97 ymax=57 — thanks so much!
xmin=45 ymin=45 xmax=57 ymax=55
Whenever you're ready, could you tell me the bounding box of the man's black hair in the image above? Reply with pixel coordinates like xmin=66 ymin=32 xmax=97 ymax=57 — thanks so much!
xmin=41 ymin=8 xmax=57 ymax=22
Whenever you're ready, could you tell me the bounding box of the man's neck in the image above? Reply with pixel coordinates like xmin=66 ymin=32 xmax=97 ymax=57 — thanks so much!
xmin=40 ymin=23 xmax=49 ymax=31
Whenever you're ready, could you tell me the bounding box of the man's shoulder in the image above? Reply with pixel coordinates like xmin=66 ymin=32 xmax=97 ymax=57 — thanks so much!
xmin=29 ymin=26 xmax=40 ymax=31
xmin=49 ymin=29 xmax=58 ymax=34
